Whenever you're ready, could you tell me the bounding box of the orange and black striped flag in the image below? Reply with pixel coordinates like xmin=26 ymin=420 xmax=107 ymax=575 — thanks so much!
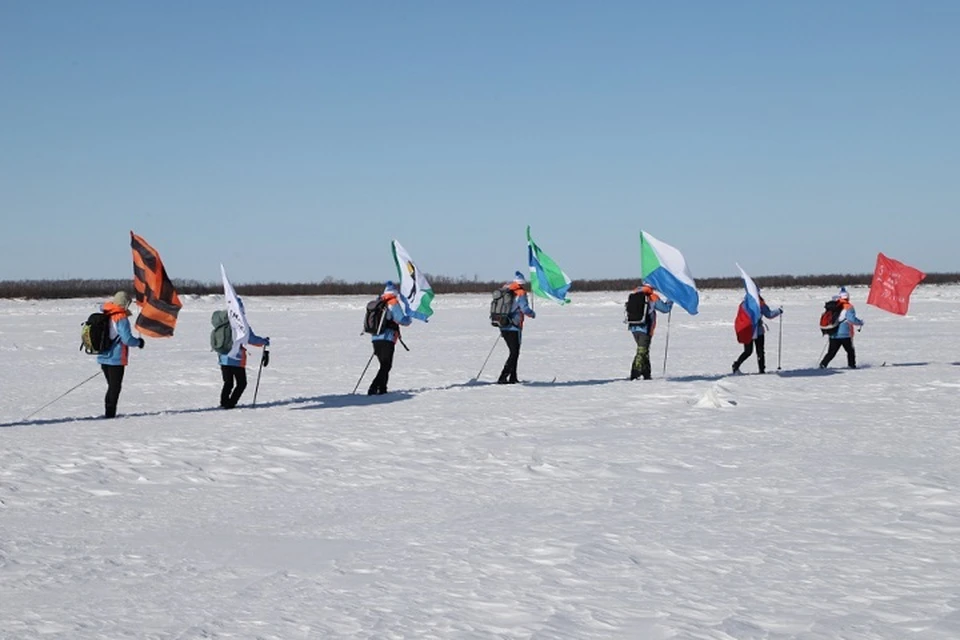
xmin=130 ymin=231 xmax=182 ymax=338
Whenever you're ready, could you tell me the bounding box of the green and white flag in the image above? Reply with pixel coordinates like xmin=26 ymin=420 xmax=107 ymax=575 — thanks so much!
xmin=392 ymin=239 xmax=434 ymax=320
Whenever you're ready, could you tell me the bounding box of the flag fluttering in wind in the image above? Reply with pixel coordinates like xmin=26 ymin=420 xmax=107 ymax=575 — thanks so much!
xmin=867 ymin=252 xmax=926 ymax=315
xmin=734 ymin=264 xmax=761 ymax=344
xmin=221 ymin=264 xmax=250 ymax=359
xmin=527 ymin=225 xmax=571 ymax=304
xmin=640 ymin=231 xmax=699 ymax=315
xmin=392 ymin=240 xmax=433 ymax=321
xmin=130 ymin=231 xmax=182 ymax=337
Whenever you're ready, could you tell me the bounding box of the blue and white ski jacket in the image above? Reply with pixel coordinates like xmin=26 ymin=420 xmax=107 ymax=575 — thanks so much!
xmin=628 ymin=286 xmax=673 ymax=337
xmin=832 ymin=301 xmax=864 ymax=339
xmin=371 ymin=287 xmax=413 ymax=343
xmin=499 ymin=280 xmax=536 ymax=333
xmin=218 ymin=330 xmax=269 ymax=367
xmin=754 ymin=300 xmax=783 ymax=338
xmin=96 ymin=303 xmax=142 ymax=366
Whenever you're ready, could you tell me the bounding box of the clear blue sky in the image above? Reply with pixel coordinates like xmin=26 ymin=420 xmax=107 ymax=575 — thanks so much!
xmin=2 ymin=2 xmax=957 ymax=283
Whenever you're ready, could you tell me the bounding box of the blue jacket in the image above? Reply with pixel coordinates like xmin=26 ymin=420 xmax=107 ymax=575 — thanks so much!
xmin=628 ymin=286 xmax=673 ymax=336
xmin=218 ymin=329 xmax=269 ymax=367
xmin=755 ymin=300 xmax=783 ymax=338
xmin=499 ymin=281 xmax=535 ymax=332
xmin=371 ymin=291 xmax=413 ymax=343
xmin=832 ymin=301 xmax=864 ymax=339
xmin=96 ymin=303 xmax=142 ymax=366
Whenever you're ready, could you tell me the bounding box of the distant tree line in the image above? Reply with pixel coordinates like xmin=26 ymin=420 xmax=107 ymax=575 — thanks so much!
xmin=1 ymin=273 xmax=958 ymax=300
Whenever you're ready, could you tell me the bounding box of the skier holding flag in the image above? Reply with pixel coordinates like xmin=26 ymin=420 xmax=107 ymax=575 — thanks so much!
xmin=732 ymin=264 xmax=782 ymax=374
xmin=213 ymin=265 xmax=270 ymax=409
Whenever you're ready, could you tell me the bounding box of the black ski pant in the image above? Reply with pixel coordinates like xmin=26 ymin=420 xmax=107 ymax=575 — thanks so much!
xmin=369 ymin=340 xmax=396 ymax=395
xmin=101 ymin=364 xmax=125 ymax=418
xmin=733 ymin=334 xmax=766 ymax=373
xmin=220 ymin=365 xmax=247 ymax=408
xmin=631 ymin=332 xmax=652 ymax=380
xmin=498 ymin=330 xmax=521 ymax=383
xmin=821 ymin=338 xmax=856 ymax=368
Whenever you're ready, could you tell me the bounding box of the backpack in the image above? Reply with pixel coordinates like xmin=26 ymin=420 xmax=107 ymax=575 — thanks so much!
xmin=363 ymin=298 xmax=398 ymax=335
xmin=80 ymin=312 xmax=114 ymax=355
xmin=210 ymin=310 xmax=234 ymax=354
xmin=624 ymin=290 xmax=650 ymax=329
xmin=490 ymin=287 xmax=516 ymax=328
xmin=819 ymin=300 xmax=845 ymax=335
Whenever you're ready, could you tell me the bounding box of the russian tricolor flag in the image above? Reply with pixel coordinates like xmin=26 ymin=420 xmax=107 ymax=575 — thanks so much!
xmin=735 ymin=264 xmax=762 ymax=344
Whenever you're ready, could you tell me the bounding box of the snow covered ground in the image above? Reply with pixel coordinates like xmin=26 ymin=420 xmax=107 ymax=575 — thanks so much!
xmin=1 ymin=285 xmax=959 ymax=639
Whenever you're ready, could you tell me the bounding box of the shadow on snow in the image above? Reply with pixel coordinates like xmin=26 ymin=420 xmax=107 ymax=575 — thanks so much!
xmin=0 ymin=395 xmax=324 ymax=428
xmin=776 ymin=368 xmax=844 ymax=378
xmin=291 ymin=392 xmax=415 ymax=410
xmin=442 ymin=378 xmax=623 ymax=390
xmin=666 ymin=373 xmax=729 ymax=383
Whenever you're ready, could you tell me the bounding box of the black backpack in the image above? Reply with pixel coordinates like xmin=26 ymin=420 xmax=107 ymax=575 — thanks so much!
xmin=80 ymin=312 xmax=114 ymax=354
xmin=819 ymin=300 xmax=844 ymax=335
xmin=363 ymin=298 xmax=398 ymax=335
xmin=625 ymin=290 xmax=650 ymax=329
xmin=490 ymin=287 xmax=516 ymax=328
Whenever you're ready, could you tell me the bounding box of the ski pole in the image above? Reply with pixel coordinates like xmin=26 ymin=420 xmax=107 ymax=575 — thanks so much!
xmin=473 ymin=334 xmax=501 ymax=381
xmin=252 ymin=347 xmax=269 ymax=407
xmin=352 ymin=352 xmax=376 ymax=395
xmin=817 ymin=339 xmax=828 ymax=367
xmin=22 ymin=371 xmax=101 ymax=421
xmin=662 ymin=311 xmax=672 ymax=377
xmin=777 ymin=314 xmax=783 ymax=371
xmin=398 ymin=336 xmax=410 ymax=352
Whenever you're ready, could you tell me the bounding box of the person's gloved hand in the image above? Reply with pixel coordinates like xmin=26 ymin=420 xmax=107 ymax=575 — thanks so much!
xmin=261 ymin=349 xmax=270 ymax=367
xmin=529 ymin=310 xmax=536 ymax=319
xmin=264 ymin=337 xmax=271 ymax=347
xmin=138 ymin=338 xmax=145 ymax=349
xmin=778 ymin=307 xmax=784 ymax=314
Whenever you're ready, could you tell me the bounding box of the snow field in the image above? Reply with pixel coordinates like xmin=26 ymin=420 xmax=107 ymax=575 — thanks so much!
xmin=1 ymin=285 xmax=959 ymax=639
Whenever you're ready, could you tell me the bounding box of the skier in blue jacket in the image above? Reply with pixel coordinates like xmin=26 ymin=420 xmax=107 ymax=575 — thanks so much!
xmin=368 ymin=282 xmax=413 ymax=395
xmin=96 ymin=291 xmax=145 ymax=418
xmin=497 ymin=272 xmax=536 ymax=384
xmin=217 ymin=299 xmax=270 ymax=409
xmin=820 ymin=288 xmax=864 ymax=369
xmin=732 ymin=296 xmax=783 ymax=374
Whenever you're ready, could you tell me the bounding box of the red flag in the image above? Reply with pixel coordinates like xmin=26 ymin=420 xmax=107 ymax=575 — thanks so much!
xmin=866 ymin=253 xmax=925 ymax=315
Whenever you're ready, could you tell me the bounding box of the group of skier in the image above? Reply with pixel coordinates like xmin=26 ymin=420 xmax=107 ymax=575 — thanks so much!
xmin=89 ymin=278 xmax=866 ymax=418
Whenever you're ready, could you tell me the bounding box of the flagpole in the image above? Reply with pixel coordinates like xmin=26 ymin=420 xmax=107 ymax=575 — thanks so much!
xmin=777 ymin=314 xmax=783 ymax=371
xmin=662 ymin=311 xmax=672 ymax=377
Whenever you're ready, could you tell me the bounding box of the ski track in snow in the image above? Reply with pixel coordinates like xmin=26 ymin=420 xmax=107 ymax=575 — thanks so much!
xmin=1 ymin=286 xmax=959 ymax=639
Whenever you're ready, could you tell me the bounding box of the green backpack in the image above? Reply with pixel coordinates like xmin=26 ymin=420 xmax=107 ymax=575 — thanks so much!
xmin=210 ymin=310 xmax=233 ymax=355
